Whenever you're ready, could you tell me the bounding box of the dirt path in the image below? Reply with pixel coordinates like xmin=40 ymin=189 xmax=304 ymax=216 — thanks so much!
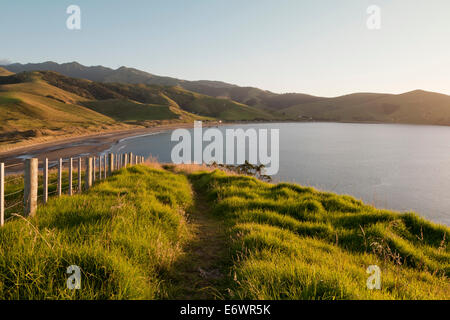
xmin=165 ymin=179 xmax=231 ymax=299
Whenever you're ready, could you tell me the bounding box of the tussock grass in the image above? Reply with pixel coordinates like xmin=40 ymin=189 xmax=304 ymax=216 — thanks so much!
xmin=190 ymin=170 xmax=450 ymax=299
xmin=1 ymin=164 xmax=448 ymax=300
xmin=0 ymin=165 xmax=193 ymax=299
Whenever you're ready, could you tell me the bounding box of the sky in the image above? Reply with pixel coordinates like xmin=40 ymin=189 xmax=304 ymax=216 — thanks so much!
xmin=1 ymin=0 xmax=449 ymax=97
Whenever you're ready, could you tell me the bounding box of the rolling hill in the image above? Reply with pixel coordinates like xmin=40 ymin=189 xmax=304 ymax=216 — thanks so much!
xmin=3 ymin=62 xmax=450 ymax=127
xmin=0 ymin=70 xmax=278 ymax=149
xmin=282 ymin=91 xmax=450 ymax=126
xmin=0 ymin=72 xmax=124 ymax=146
xmin=32 ymin=71 xmax=276 ymax=121
xmin=2 ymin=62 xmax=323 ymax=111
xmin=0 ymin=67 xmax=14 ymax=76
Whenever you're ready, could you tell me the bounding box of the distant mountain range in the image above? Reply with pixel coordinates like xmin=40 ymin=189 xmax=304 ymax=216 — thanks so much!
xmin=2 ymin=61 xmax=450 ymax=127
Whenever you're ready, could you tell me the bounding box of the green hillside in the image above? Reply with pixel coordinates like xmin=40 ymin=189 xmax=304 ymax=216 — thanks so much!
xmin=161 ymin=86 xmax=277 ymax=120
xmin=81 ymin=99 xmax=178 ymax=122
xmin=283 ymin=91 xmax=450 ymax=125
xmin=0 ymin=75 xmax=122 ymax=146
xmin=0 ymin=164 xmax=448 ymax=299
xmin=37 ymin=71 xmax=277 ymax=121
xmin=191 ymin=169 xmax=449 ymax=299
xmin=0 ymin=67 xmax=14 ymax=76
xmin=4 ymin=62 xmax=450 ymax=126
xmin=0 ymin=70 xmax=281 ymax=149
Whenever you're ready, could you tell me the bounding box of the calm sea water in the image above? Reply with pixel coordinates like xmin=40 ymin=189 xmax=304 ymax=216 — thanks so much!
xmin=109 ymin=122 xmax=450 ymax=226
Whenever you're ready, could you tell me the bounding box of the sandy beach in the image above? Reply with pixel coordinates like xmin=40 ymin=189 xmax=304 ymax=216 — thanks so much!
xmin=0 ymin=122 xmax=218 ymax=171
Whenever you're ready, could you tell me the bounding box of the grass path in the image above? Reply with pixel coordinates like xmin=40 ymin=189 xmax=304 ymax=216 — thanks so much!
xmin=164 ymin=177 xmax=232 ymax=299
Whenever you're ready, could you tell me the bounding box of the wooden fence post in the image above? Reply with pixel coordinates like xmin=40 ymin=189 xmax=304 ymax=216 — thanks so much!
xmin=69 ymin=158 xmax=73 ymax=196
xmin=78 ymin=157 xmax=82 ymax=193
xmin=103 ymin=154 xmax=107 ymax=179
xmin=93 ymin=156 xmax=96 ymax=183
xmin=43 ymin=158 xmax=48 ymax=204
xmin=129 ymin=152 xmax=133 ymax=166
xmin=24 ymin=158 xmax=38 ymax=217
xmin=85 ymin=157 xmax=92 ymax=191
xmin=99 ymin=156 xmax=102 ymax=180
xmin=0 ymin=163 xmax=4 ymax=227
xmin=108 ymin=153 xmax=114 ymax=176
xmin=124 ymin=153 xmax=128 ymax=167
xmin=57 ymin=158 xmax=62 ymax=197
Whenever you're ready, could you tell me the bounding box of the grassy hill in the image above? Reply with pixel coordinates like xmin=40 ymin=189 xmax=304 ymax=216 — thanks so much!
xmin=0 ymin=164 xmax=448 ymax=299
xmin=3 ymin=62 xmax=450 ymax=127
xmin=0 ymin=67 xmax=14 ymax=76
xmin=80 ymin=99 xmax=178 ymax=122
xmin=191 ymin=169 xmax=449 ymax=299
xmin=161 ymin=86 xmax=277 ymax=120
xmin=5 ymin=62 xmax=450 ymax=126
xmin=283 ymin=91 xmax=450 ymax=125
xmin=2 ymin=62 xmax=326 ymax=111
xmin=0 ymin=70 xmax=280 ymax=149
xmin=0 ymin=165 xmax=193 ymax=299
xmin=0 ymin=73 xmax=123 ymax=147
xmin=32 ymin=71 xmax=275 ymax=121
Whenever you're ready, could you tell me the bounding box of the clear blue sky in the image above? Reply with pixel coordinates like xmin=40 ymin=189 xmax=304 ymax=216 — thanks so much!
xmin=1 ymin=0 xmax=449 ymax=97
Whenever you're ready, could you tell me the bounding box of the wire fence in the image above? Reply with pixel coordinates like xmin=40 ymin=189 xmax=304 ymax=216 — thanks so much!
xmin=0 ymin=152 xmax=146 ymax=227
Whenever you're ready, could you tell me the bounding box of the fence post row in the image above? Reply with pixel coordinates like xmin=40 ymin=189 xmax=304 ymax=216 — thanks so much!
xmin=1 ymin=152 xmax=145 ymax=227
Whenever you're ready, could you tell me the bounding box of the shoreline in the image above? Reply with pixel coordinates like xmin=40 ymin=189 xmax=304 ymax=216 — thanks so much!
xmin=2 ymin=119 xmax=450 ymax=169
xmin=0 ymin=122 xmax=218 ymax=169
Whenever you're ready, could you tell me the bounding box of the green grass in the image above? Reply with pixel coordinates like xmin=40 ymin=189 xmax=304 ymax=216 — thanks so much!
xmin=81 ymin=99 xmax=178 ymax=122
xmin=3 ymin=168 xmax=90 ymax=221
xmin=189 ymin=170 xmax=450 ymax=299
xmin=1 ymin=166 xmax=448 ymax=299
xmin=0 ymin=165 xmax=193 ymax=299
xmin=163 ymin=87 xmax=277 ymax=121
